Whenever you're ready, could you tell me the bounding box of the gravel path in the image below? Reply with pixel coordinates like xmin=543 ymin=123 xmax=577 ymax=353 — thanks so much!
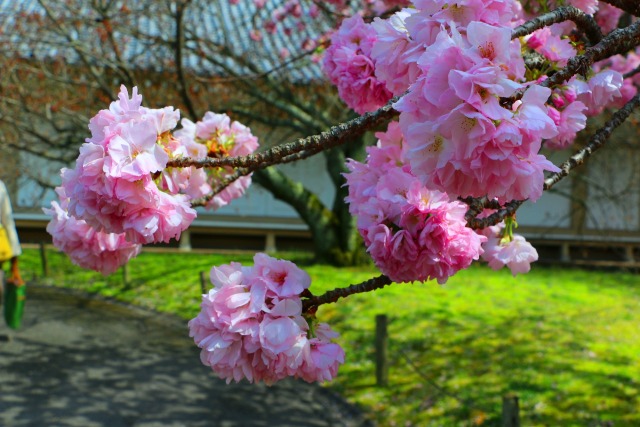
xmin=0 ymin=285 xmax=371 ymax=427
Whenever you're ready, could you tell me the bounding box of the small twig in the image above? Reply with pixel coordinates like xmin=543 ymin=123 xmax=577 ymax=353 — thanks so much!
xmin=190 ymin=148 xmax=325 ymax=206
xmin=623 ymin=65 xmax=640 ymax=79
xmin=523 ymin=51 xmax=548 ymax=70
xmin=512 ymin=6 xmax=602 ymax=45
xmin=302 ymin=275 xmax=392 ymax=312
xmin=189 ymin=168 xmax=250 ymax=207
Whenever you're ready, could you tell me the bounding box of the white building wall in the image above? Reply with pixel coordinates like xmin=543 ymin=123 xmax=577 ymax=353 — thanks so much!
xmin=210 ymin=154 xmax=335 ymax=219
xmin=584 ymin=146 xmax=640 ymax=231
xmin=14 ymin=145 xmax=640 ymax=238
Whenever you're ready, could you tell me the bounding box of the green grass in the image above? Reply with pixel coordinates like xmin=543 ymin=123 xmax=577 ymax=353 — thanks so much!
xmin=14 ymin=247 xmax=640 ymax=426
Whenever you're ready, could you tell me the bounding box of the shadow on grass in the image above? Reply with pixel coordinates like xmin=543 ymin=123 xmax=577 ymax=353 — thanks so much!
xmin=0 ymin=286 xmax=371 ymax=427
xmin=335 ymin=308 xmax=639 ymax=426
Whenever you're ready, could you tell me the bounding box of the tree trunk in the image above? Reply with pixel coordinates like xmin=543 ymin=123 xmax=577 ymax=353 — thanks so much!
xmin=253 ymin=166 xmax=363 ymax=265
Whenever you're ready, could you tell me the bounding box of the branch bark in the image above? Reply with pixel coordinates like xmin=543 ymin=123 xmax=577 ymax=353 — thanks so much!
xmin=167 ymin=97 xmax=399 ymax=171
xmin=545 ymin=20 xmax=640 ymax=88
xmin=512 ymin=6 xmax=602 ymax=45
xmin=302 ymin=275 xmax=392 ymax=312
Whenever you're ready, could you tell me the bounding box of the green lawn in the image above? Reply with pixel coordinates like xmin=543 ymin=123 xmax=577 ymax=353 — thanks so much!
xmin=14 ymin=247 xmax=640 ymax=426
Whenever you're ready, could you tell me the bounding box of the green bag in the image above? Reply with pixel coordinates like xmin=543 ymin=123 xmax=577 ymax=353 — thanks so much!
xmin=4 ymin=281 xmax=26 ymax=329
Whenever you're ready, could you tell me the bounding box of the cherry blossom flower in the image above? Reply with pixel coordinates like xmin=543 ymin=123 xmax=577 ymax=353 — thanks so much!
xmin=596 ymin=3 xmax=624 ymax=34
xmin=174 ymin=112 xmax=259 ymax=210
xmin=371 ymin=9 xmax=419 ymax=96
xmin=322 ymin=15 xmax=393 ymax=114
xmin=546 ymin=101 xmax=588 ymax=149
xmin=44 ymin=187 xmax=141 ymax=275
xmin=189 ymin=254 xmax=344 ymax=384
xmin=480 ymin=224 xmax=538 ymax=276
xmin=62 ymin=86 xmax=199 ymax=245
xmin=345 ymin=123 xmax=486 ymax=283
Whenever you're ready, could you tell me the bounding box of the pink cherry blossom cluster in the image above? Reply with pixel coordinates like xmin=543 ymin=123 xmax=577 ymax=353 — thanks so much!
xmin=322 ymin=14 xmax=393 ymax=114
xmin=526 ymin=25 xmax=576 ymax=67
xmin=395 ymin=21 xmax=559 ymax=202
xmin=60 ymin=86 xmax=197 ymax=245
xmin=325 ymin=1 xmax=630 ymax=204
xmin=345 ymin=123 xmax=486 ymax=283
xmin=46 ymin=86 xmax=259 ymax=274
xmin=479 ymin=222 xmax=538 ymax=276
xmin=545 ymin=82 xmax=587 ymax=150
xmin=188 ymin=253 xmax=345 ymax=384
xmin=44 ymin=188 xmax=141 ymax=275
xmin=175 ymin=112 xmax=259 ymax=210
xmin=595 ymin=49 xmax=640 ymax=110
xmin=521 ymin=6 xmax=626 ymax=129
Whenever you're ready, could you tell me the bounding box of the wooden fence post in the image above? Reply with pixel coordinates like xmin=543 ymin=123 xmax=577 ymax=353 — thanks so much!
xmin=39 ymin=241 xmax=49 ymax=278
xmin=502 ymin=394 xmax=520 ymax=427
xmin=375 ymin=314 xmax=389 ymax=387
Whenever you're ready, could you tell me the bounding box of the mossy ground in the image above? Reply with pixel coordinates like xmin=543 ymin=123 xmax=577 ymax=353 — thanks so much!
xmin=15 ymin=247 xmax=640 ymax=426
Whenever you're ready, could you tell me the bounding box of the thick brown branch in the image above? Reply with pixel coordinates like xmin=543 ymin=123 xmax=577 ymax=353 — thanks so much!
xmin=167 ymin=98 xmax=399 ymax=170
xmin=544 ymin=93 xmax=640 ymax=190
xmin=462 ymin=196 xmax=501 ymax=224
xmin=302 ymin=275 xmax=393 ymax=312
xmin=512 ymin=6 xmax=602 ymax=45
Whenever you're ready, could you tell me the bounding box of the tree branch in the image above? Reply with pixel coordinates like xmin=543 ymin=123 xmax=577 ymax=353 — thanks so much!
xmin=545 ymin=20 xmax=640 ymax=88
xmin=302 ymin=275 xmax=392 ymax=312
xmin=466 ymin=200 xmax=525 ymax=230
xmin=467 ymin=92 xmax=640 ymax=229
xmin=167 ymin=97 xmax=398 ymax=170
xmin=512 ymin=6 xmax=603 ymax=45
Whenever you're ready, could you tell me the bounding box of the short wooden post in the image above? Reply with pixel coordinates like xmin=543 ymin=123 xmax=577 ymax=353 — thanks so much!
xmin=560 ymin=243 xmax=571 ymax=263
xmin=502 ymin=394 xmax=520 ymax=427
xmin=375 ymin=314 xmax=389 ymax=387
xmin=265 ymin=232 xmax=277 ymax=253
xmin=39 ymin=241 xmax=49 ymax=278
xmin=199 ymin=271 xmax=208 ymax=294
xmin=624 ymin=244 xmax=635 ymax=263
xmin=179 ymin=229 xmax=192 ymax=252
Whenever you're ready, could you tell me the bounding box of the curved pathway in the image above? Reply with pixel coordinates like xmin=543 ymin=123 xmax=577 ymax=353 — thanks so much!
xmin=0 ymin=285 xmax=371 ymax=427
